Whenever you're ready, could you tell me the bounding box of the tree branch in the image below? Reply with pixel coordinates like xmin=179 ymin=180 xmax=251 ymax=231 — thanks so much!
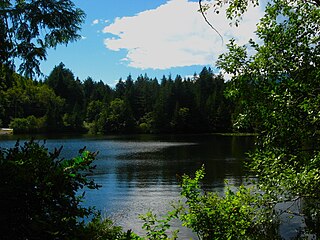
xmin=198 ymin=0 xmax=223 ymax=44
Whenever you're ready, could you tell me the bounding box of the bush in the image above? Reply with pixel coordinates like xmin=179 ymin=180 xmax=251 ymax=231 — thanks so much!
xmin=0 ymin=140 xmax=101 ymax=239
xmin=9 ymin=115 xmax=45 ymax=133
xmin=84 ymin=216 xmax=140 ymax=240
xmin=177 ymin=166 xmax=281 ymax=240
xmin=139 ymin=166 xmax=281 ymax=240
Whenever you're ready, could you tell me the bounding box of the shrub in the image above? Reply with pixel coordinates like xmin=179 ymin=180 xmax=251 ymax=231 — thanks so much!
xmin=177 ymin=167 xmax=281 ymax=240
xmin=0 ymin=140 xmax=100 ymax=239
xmin=9 ymin=115 xmax=45 ymax=133
xmin=139 ymin=167 xmax=281 ymax=240
xmin=84 ymin=216 xmax=140 ymax=240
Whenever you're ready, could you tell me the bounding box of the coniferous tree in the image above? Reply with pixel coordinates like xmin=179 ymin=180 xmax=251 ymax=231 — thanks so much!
xmin=46 ymin=63 xmax=85 ymax=131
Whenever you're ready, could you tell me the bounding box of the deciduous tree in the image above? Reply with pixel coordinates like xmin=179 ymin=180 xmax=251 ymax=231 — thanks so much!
xmin=217 ymin=0 xmax=320 ymax=235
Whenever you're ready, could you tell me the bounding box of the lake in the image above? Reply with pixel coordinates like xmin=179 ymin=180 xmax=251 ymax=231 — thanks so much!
xmin=0 ymin=133 xmax=255 ymax=239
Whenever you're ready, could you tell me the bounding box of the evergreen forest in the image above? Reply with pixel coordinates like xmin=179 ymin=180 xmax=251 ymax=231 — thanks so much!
xmin=0 ymin=63 xmax=236 ymax=134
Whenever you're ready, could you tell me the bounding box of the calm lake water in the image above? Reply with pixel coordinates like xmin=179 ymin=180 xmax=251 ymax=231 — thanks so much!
xmin=0 ymin=134 xmax=255 ymax=239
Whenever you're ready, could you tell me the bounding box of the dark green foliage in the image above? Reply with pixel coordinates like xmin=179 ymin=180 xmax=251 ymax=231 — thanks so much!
xmin=0 ymin=140 xmax=99 ymax=239
xmin=0 ymin=140 xmax=143 ymax=240
xmin=138 ymin=112 xmax=155 ymax=133
xmin=9 ymin=115 xmax=45 ymax=133
xmin=195 ymin=68 xmax=230 ymax=132
xmin=0 ymin=0 xmax=85 ymax=77
xmin=96 ymin=98 xmax=135 ymax=134
xmin=0 ymin=66 xmax=65 ymax=130
xmin=83 ymin=78 xmax=112 ymax=104
xmin=0 ymin=63 xmax=233 ymax=134
xmin=86 ymin=100 xmax=104 ymax=122
xmin=67 ymin=66 xmax=232 ymax=135
xmin=45 ymin=63 xmax=86 ymax=132
xmin=84 ymin=216 xmax=139 ymax=240
xmin=46 ymin=63 xmax=84 ymax=112
xmin=171 ymin=106 xmax=191 ymax=132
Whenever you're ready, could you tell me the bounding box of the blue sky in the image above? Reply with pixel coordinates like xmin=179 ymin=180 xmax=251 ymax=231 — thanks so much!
xmin=39 ymin=0 xmax=264 ymax=87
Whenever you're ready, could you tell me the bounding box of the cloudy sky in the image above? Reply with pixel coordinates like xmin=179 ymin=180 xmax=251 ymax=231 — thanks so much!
xmin=40 ymin=0 xmax=264 ymax=86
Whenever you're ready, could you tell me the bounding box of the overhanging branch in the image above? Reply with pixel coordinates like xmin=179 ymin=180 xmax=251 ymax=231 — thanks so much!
xmin=198 ymin=0 xmax=223 ymax=44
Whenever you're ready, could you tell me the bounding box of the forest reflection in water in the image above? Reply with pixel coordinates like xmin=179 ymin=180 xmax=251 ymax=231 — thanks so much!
xmin=0 ymin=133 xmax=255 ymax=238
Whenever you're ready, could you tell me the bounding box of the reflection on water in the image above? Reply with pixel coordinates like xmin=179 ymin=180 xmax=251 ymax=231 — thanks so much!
xmin=0 ymin=134 xmax=255 ymax=239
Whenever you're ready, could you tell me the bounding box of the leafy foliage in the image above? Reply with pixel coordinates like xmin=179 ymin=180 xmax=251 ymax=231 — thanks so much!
xmin=177 ymin=167 xmax=280 ymax=240
xmin=137 ymin=167 xmax=280 ymax=240
xmin=139 ymin=211 xmax=179 ymax=240
xmin=216 ymin=0 xmax=320 ymax=236
xmin=0 ymin=64 xmax=233 ymax=134
xmin=0 ymin=140 xmax=150 ymax=239
xmin=9 ymin=115 xmax=45 ymax=133
xmin=84 ymin=216 xmax=139 ymax=240
xmin=0 ymin=0 xmax=85 ymax=77
xmin=0 ymin=140 xmax=99 ymax=239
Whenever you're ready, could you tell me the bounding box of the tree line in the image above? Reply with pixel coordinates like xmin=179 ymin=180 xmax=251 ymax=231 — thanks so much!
xmin=0 ymin=63 xmax=236 ymax=134
xmin=1 ymin=0 xmax=319 ymax=238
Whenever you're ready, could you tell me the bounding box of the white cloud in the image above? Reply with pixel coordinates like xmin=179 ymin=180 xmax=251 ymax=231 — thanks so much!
xmin=92 ymin=19 xmax=99 ymax=25
xmin=102 ymin=0 xmax=264 ymax=70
